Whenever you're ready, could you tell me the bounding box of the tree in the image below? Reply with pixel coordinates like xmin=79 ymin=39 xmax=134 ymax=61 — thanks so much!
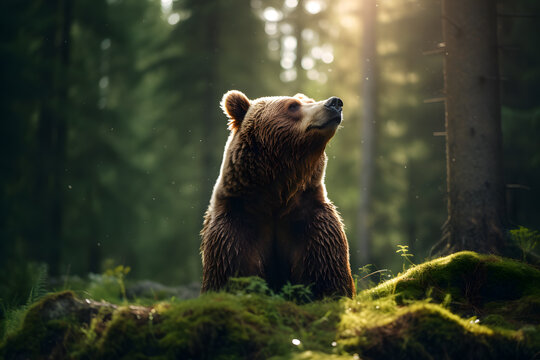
xmin=434 ymin=0 xmax=507 ymax=255
xmin=498 ymin=0 xmax=540 ymax=231
xmin=357 ymin=0 xmax=378 ymax=265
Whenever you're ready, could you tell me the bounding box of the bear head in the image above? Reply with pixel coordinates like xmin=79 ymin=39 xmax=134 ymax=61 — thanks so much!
xmin=221 ymin=90 xmax=342 ymax=152
xmin=218 ymin=90 xmax=344 ymax=202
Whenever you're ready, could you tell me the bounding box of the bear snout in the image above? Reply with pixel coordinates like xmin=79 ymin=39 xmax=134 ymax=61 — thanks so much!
xmin=324 ymin=97 xmax=343 ymax=113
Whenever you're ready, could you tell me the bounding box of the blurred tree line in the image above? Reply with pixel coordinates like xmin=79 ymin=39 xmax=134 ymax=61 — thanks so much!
xmin=1 ymin=0 xmax=539 ymax=304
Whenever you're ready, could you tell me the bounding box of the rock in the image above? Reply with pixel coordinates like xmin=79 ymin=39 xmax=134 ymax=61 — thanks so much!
xmin=126 ymin=280 xmax=200 ymax=300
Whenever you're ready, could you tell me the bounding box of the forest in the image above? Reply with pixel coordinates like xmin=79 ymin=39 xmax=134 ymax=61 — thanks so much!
xmin=1 ymin=0 xmax=539 ymax=358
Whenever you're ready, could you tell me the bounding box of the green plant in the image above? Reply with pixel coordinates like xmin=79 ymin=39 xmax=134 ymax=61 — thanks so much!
xmin=26 ymin=264 xmax=48 ymax=304
xmin=396 ymin=245 xmax=415 ymax=271
xmin=510 ymin=226 xmax=539 ymax=261
xmin=224 ymin=277 xmax=273 ymax=296
xmin=355 ymin=264 xmax=392 ymax=293
xmin=280 ymin=282 xmax=312 ymax=303
xmin=1 ymin=263 xmax=48 ymax=342
xmin=103 ymin=265 xmax=131 ymax=304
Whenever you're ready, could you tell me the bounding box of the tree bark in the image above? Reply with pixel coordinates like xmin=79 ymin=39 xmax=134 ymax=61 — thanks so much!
xmin=435 ymin=0 xmax=507 ymax=255
xmin=357 ymin=0 xmax=377 ymax=265
xmin=34 ymin=0 xmax=71 ymax=275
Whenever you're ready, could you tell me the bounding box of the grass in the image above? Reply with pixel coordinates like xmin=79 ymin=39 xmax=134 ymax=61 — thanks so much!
xmin=1 ymin=251 xmax=539 ymax=359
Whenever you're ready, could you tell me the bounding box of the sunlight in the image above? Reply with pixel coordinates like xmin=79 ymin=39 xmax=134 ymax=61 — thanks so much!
xmin=378 ymin=41 xmax=398 ymax=55
xmin=100 ymin=38 xmax=111 ymax=50
xmin=285 ymin=0 xmax=298 ymax=9
xmin=280 ymin=23 xmax=293 ymax=35
xmin=99 ymin=76 xmax=109 ymax=89
xmin=160 ymin=0 xmax=172 ymax=14
xmin=265 ymin=22 xmax=278 ymax=36
xmin=305 ymin=0 xmax=324 ymax=15
xmin=307 ymin=69 xmax=318 ymax=80
xmin=311 ymin=46 xmax=323 ymax=59
xmin=321 ymin=44 xmax=334 ymax=64
xmin=281 ymin=55 xmax=295 ymax=70
xmin=257 ymin=0 xmax=339 ymax=81
xmin=167 ymin=13 xmax=180 ymax=25
xmin=301 ymin=56 xmax=315 ymax=70
xmin=282 ymin=35 xmax=297 ymax=50
xmin=263 ymin=7 xmax=282 ymax=22
xmin=280 ymin=68 xmax=297 ymax=82
xmin=301 ymin=28 xmax=316 ymax=42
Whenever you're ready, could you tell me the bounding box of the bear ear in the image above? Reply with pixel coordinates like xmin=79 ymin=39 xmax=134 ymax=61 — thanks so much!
xmin=221 ymin=90 xmax=251 ymax=131
xmin=294 ymin=93 xmax=315 ymax=104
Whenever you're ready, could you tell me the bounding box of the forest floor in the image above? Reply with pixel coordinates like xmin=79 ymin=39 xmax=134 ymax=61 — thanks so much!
xmin=1 ymin=251 xmax=539 ymax=359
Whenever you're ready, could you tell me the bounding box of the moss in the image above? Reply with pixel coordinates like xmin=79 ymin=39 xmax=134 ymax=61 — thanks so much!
xmin=88 ymin=307 xmax=160 ymax=359
xmin=368 ymin=251 xmax=540 ymax=309
xmin=157 ymin=292 xmax=340 ymax=359
xmin=484 ymin=295 xmax=540 ymax=324
xmin=1 ymin=253 xmax=539 ymax=359
xmin=0 ymin=291 xmax=86 ymax=359
xmin=282 ymin=351 xmax=357 ymax=359
xmin=339 ymin=301 xmax=531 ymax=359
xmin=159 ymin=293 xmax=274 ymax=359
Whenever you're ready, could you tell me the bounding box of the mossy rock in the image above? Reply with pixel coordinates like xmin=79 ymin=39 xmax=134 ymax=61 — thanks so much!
xmin=340 ymin=302 xmax=531 ymax=359
xmin=0 ymin=291 xmax=116 ymax=359
xmin=368 ymin=251 xmax=540 ymax=310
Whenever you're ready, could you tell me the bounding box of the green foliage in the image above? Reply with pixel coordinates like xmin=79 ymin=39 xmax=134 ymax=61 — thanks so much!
xmin=280 ymin=282 xmax=313 ymax=304
xmin=84 ymin=273 xmax=126 ymax=305
xmin=396 ymin=244 xmax=416 ymax=271
xmin=224 ymin=276 xmax=273 ymax=296
xmin=103 ymin=265 xmax=131 ymax=304
xmin=26 ymin=264 xmax=48 ymax=305
xmin=0 ymin=264 xmax=49 ymax=341
xmin=223 ymin=277 xmax=314 ymax=304
xmin=354 ymin=264 xmax=393 ymax=292
xmin=510 ymin=226 xmax=539 ymax=260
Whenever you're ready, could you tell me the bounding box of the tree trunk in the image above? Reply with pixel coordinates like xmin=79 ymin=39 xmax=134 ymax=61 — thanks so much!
xmin=406 ymin=162 xmax=417 ymax=256
xmin=34 ymin=0 xmax=71 ymax=275
xmin=435 ymin=0 xmax=507 ymax=255
xmin=357 ymin=0 xmax=377 ymax=266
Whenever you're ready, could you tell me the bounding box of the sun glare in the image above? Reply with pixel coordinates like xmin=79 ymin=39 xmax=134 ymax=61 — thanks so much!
xmin=160 ymin=0 xmax=172 ymax=13
xmin=305 ymin=0 xmax=324 ymax=14
xmin=263 ymin=7 xmax=283 ymax=22
xmin=258 ymin=0 xmax=340 ymax=83
xmin=285 ymin=0 xmax=298 ymax=9
xmin=168 ymin=13 xmax=180 ymax=25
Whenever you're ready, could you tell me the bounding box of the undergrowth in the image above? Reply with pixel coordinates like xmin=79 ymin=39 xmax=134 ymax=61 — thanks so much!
xmin=0 ymin=263 xmax=48 ymax=340
xmin=510 ymin=226 xmax=539 ymax=261
xmin=1 ymin=252 xmax=539 ymax=359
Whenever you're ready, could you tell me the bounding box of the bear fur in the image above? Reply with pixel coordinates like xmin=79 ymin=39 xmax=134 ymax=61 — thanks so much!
xmin=200 ymin=90 xmax=355 ymax=299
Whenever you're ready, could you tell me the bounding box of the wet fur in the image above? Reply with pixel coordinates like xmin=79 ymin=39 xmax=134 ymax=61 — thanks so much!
xmin=200 ymin=92 xmax=355 ymax=299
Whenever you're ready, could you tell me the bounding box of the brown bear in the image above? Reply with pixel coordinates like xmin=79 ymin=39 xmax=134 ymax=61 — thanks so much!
xmin=200 ymin=90 xmax=355 ymax=299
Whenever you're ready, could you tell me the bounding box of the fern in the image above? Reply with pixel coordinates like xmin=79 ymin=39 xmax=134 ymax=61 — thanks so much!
xmin=1 ymin=263 xmax=49 ymax=342
xmin=27 ymin=263 xmax=48 ymax=305
xmin=510 ymin=226 xmax=539 ymax=261
xmin=279 ymin=282 xmax=312 ymax=303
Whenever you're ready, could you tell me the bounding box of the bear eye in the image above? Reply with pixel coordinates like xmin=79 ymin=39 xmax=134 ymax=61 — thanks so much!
xmin=288 ymin=102 xmax=300 ymax=112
